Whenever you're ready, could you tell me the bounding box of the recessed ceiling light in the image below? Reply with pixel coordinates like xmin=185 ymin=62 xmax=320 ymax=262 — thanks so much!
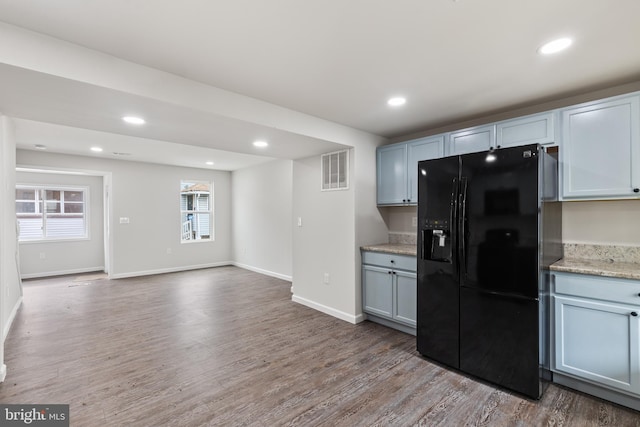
xmin=90 ymin=147 xmax=103 ymax=152
xmin=387 ymin=97 xmax=406 ymax=107
xmin=206 ymin=161 xmax=214 ymax=165
xmin=122 ymin=116 xmax=146 ymax=125
xmin=538 ymin=38 xmax=572 ymax=55
xmin=34 ymin=144 xmax=47 ymax=150
xmin=253 ymin=140 xmax=268 ymax=148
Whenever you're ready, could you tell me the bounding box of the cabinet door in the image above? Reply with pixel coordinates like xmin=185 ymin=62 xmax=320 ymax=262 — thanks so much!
xmin=554 ymin=295 xmax=640 ymax=394
xmin=394 ymin=270 xmax=417 ymax=326
xmin=496 ymin=111 xmax=556 ymax=148
xmin=448 ymin=125 xmax=495 ymax=156
xmin=377 ymin=144 xmax=408 ymax=205
xmin=363 ymin=265 xmax=393 ymax=318
xmin=561 ymin=95 xmax=640 ymax=199
xmin=407 ymin=136 xmax=444 ymax=204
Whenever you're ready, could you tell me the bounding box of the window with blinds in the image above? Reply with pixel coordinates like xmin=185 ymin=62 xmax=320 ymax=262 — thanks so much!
xmin=16 ymin=186 xmax=88 ymax=241
xmin=321 ymin=149 xmax=349 ymax=191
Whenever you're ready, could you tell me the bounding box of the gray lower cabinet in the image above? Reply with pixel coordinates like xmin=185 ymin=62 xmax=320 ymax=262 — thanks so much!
xmin=552 ymin=272 xmax=640 ymax=410
xmin=362 ymin=251 xmax=416 ymax=335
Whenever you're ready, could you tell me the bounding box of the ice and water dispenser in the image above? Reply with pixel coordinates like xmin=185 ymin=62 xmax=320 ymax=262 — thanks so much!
xmin=422 ymin=219 xmax=452 ymax=262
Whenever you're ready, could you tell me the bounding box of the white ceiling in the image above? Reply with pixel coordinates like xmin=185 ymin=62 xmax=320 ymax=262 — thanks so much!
xmin=1 ymin=0 xmax=639 ymax=170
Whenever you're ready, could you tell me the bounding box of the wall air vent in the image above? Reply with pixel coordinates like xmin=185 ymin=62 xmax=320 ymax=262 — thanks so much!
xmin=321 ymin=149 xmax=349 ymax=191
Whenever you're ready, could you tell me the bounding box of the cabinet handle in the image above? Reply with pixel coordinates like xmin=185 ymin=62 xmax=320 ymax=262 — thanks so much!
xmin=632 ymin=312 xmax=638 ymax=317
xmin=390 ymin=259 xmax=395 ymax=263
xmin=637 ymin=293 xmax=640 ymax=297
xmin=392 ymin=271 xmax=396 ymax=275
xmin=634 ymin=188 xmax=639 ymax=193
xmin=388 ymin=271 xmax=392 ymax=275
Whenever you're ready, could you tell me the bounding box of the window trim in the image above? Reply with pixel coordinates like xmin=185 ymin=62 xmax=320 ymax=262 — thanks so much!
xmin=180 ymin=179 xmax=214 ymax=244
xmin=16 ymin=184 xmax=90 ymax=243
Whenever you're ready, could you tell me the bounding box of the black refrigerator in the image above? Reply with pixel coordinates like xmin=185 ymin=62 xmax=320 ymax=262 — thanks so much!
xmin=416 ymin=144 xmax=562 ymax=399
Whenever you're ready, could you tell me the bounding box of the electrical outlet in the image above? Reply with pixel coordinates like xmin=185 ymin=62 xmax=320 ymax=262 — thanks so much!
xmin=166 ymin=248 xmax=172 ymax=255
xmin=297 ymin=217 xmax=302 ymax=227
xmin=323 ymin=273 xmax=330 ymax=284
xmin=412 ymin=217 xmax=417 ymax=227
xmin=39 ymin=252 xmax=45 ymax=259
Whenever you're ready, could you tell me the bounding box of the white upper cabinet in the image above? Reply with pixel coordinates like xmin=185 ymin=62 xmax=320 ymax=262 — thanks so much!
xmin=377 ymin=144 xmax=407 ymax=205
xmin=496 ymin=111 xmax=557 ymax=148
xmin=447 ymin=124 xmax=495 ymax=156
xmin=377 ymin=136 xmax=444 ymax=205
xmin=561 ymin=94 xmax=640 ymax=200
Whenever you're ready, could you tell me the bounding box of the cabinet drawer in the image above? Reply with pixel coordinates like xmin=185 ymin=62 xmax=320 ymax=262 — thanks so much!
xmin=554 ymin=272 xmax=640 ymax=306
xmin=362 ymin=251 xmax=416 ymax=271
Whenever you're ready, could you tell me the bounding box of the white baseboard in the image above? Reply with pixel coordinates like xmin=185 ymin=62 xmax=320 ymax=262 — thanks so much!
xmin=0 ymin=364 xmax=6 ymax=383
xmin=109 ymin=261 xmax=232 ymax=279
xmin=291 ymin=294 xmax=363 ymax=324
xmin=20 ymin=266 xmax=105 ymax=280
xmin=3 ymin=296 xmax=23 ymax=341
xmin=232 ymin=262 xmax=292 ymax=282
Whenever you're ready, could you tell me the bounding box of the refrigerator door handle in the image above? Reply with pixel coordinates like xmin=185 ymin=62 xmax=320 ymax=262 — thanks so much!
xmin=458 ymin=177 xmax=468 ymax=279
xmin=450 ymin=178 xmax=459 ymax=277
xmin=450 ymin=178 xmax=458 ymax=232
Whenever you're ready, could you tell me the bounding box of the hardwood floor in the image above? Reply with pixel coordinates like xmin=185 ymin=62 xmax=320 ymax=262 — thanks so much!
xmin=1 ymin=266 xmax=639 ymax=426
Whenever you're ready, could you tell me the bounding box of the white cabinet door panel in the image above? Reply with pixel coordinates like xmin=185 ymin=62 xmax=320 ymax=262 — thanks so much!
xmin=561 ymin=95 xmax=640 ymax=199
xmin=554 ymin=295 xmax=640 ymax=394
xmin=363 ymin=265 xmax=393 ymax=318
xmin=497 ymin=112 xmax=556 ymax=147
xmin=394 ymin=270 xmax=417 ymax=327
xmin=377 ymin=144 xmax=408 ymax=205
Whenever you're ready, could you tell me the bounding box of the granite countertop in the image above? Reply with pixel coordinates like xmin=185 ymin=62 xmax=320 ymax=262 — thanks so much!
xmin=550 ymin=258 xmax=640 ymax=281
xmin=361 ymin=243 xmax=417 ymax=257
xmin=550 ymin=244 xmax=640 ymax=281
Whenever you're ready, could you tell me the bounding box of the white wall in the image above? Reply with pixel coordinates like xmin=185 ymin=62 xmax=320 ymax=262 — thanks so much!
xmin=292 ymin=153 xmax=357 ymax=322
xmin=562 ymin=200 xmax=640 ymax=245
xmin=292 ymin=141 xmax=388 ymax=323
xmin=352 ymin=144 xmax=391 ymax=309
xmin=0 ymin=116 xmax=22 ymax=382
xmin=17 ymin=150 xmax=232 ymax=278
xmin=231 ymin=159 xmax=293 ymax=280
xmin=16 ymin=171 xmax=105 ymax=278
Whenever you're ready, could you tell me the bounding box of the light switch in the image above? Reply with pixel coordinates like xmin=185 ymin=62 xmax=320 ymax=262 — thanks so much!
xmin=297 ymin=217 xmax=302 ymax=227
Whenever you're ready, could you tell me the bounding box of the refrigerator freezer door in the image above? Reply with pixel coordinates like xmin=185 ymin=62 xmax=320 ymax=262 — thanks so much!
xmin=459 ymin=287 xmax=541 ymax=398
xmin=417 ymin=156 xmax=460 ymax=368
xmin=459 ymin=145 xmax=540 ymax=298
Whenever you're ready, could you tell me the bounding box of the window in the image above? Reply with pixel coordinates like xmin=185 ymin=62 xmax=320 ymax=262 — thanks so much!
xmin=180 ymin=180 xmax=213 ymax=242
xmin=16 ymin=185 xmax=88 ymax=241
xmin=321 ymin=150 xmax=349 ymax=191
